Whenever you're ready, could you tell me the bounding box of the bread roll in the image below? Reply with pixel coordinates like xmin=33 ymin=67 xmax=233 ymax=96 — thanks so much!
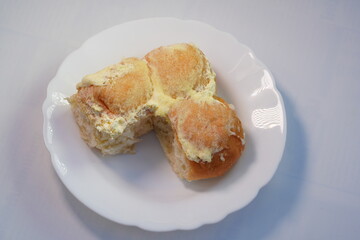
xmin=145 ymin=43 xmax=215 ymax=99
xmin=69 ymin=43 xmax=245 ymax=181
xmin=68 ymin=58 xmax=155 ymax=155
xmin=155 ymin=97 xmax=245 ymax=181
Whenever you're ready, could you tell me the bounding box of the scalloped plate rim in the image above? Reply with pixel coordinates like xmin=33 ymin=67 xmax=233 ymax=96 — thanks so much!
xmin=42 ymin=17 xmax=287 ymax=231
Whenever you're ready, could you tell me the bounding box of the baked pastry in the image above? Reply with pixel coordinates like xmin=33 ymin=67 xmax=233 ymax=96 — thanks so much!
xmin=157 ymin=97 xmax=245 ymax=181
xmin=68 ymin=58 xmax=155 ymax=155
xmin=69 ymin=43 xmax=245 ymax=181
xmin=145 ymin=43 xmax=215 ymax=99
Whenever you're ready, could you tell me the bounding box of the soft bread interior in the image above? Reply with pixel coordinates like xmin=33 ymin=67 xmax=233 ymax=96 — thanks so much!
xmin=69 ymin=95 xmax=154 ymax=154
xmin=153 ymin=116 xmax=190 ymax=179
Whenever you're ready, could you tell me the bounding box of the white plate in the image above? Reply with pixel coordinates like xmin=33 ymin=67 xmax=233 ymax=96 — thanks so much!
xmin=42 ymin=18 xmax=286 ymax=231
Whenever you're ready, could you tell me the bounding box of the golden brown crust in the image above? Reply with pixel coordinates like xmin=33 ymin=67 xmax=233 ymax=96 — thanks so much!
xmin=81 ymin=58 xmax=153 ymax=115
xmin=69 ymin=43 xmax=245 ymax=180
xmin=184 ymin=135 xmax=244 ymax=180
xmin=168 ymin=98 xmax=233 ymax=151
xmin=168 ymin=97 xmax=245 ymax=180
xmin=68 ymin=58 xmax=154 ymax=154
xmin=145 ymin=43 xmax=213 ymax=98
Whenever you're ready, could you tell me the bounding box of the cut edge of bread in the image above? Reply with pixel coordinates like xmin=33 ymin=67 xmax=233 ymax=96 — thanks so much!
xmin=69 ymin=96 xmax=154 ymax=155
xmin=153 ymin=115 xmax=190 ymax=179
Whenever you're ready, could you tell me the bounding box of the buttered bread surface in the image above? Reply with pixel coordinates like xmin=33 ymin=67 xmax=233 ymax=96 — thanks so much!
xmin=69 ymin=43 xmax=245 ymax=181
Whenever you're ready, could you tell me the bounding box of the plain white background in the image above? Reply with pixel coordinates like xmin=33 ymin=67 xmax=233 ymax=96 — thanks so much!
xmin=1 ymin=0 xmax=360 ymax=239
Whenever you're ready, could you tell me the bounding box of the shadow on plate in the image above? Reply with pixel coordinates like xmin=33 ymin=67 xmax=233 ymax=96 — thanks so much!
xmin=91 ymin=132 xmax=165 ymax=184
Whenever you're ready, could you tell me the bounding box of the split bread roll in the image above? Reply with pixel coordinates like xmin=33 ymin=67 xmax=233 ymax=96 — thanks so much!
xmin=68 ymin=58 xmax=155 ymax=155
xmin=69 ymin=43 xmax=245 ymax=181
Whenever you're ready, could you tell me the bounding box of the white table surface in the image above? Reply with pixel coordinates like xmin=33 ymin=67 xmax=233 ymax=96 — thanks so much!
xmin=1 ymin=0 xmax=360 ymax=239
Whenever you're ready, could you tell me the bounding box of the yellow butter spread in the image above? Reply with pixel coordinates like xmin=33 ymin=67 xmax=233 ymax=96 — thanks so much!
xmin=77 ymin=63 xmax=134 ymax=89
xmin=73 ymin=44 xmax=243 ymax=163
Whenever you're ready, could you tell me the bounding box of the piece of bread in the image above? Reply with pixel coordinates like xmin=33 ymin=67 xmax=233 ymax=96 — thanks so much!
xmin=68 ymin=58 xmax=155 ymax=155
xmin=145 ymin=43 xmax=215 ymax=99
xmin=155 ymin=97 xmax=245 ymax=181
xmin=69 ymin=43 xmax=245 ymax=181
